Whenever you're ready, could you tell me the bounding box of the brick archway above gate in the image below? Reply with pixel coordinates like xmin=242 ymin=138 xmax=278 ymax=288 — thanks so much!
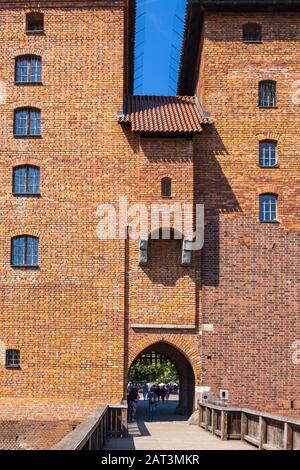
xmin=128 ymin=332 xmax=201 ymax=384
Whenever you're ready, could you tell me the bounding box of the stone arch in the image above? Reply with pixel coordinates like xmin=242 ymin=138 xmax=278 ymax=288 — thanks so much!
xmin=128 ymin=339 xmax=197 ymax=416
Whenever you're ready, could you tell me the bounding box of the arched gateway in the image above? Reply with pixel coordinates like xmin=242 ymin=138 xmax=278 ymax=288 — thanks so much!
xmin=128 ymin=341 xmax=195 ymax=416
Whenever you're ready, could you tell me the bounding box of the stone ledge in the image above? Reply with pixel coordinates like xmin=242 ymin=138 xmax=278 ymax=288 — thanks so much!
xmin=131 ymin=324 xmax=196 ymax=330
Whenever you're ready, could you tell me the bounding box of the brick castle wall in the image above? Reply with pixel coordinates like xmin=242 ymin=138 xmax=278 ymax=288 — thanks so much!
xmin=0 ymin=3 xmax=299 ymax=442
xmin=195 ymin=11 xmax=300 ymax=415
xmin=0 ymin=1 xmax=202 ymax=427
xmin=0 ymin=2 xmax=127 ymax=406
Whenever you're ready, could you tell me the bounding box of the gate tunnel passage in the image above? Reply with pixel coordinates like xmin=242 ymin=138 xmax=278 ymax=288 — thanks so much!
xmin=128 ymin=342 xmax=195 ymax=416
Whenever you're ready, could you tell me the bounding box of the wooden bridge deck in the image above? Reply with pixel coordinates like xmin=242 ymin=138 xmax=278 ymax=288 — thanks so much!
xmin=104 ymin=397 xmax=254 ymax=451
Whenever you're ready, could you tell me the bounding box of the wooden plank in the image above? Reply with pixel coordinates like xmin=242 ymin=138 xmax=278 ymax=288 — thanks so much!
xmin=283 ymin=422 xmax=293 ymax=450
xmin=198 ymin=406 xmax=202 ymax=427
xmin=241 ymin=412 xmax=247 ymax=441
xmin=229 ymin=411 xmax=241 ymax=437
xmin=121 ymin=407 xmax=128 ymax=437
xmin=221 ymin=411 xmax=228 ymax=440
xmin=212 ymin=409 xmax=216 ymax=435
xmin=205 ymin=406 xmax=209 ymax=431
xmin=244 ymin=434 xmax=259 ymax=447
xmin=259 ymin=416 xmax=267 ymax=450
xmin=263 ymin=443 xmax=280 ymax=451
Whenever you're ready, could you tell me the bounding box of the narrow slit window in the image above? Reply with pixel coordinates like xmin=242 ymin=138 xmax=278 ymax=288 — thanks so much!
xmin=161 ymin=177 xmax=172 ymax=198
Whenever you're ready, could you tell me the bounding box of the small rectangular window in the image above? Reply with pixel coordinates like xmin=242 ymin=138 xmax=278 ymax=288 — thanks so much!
xmin=5 ymin=349 xmax=20 ymax=368
xmin=15 ymin=56 xmax=42 ymax=84
xmin=259 ymin=81 xmax=277 ymax=108
xmin=13 ymin=166 xmax=40 ymax=195
xmin=259 ymin=141 xmax=277 ymax=167
xmin=243 ymin=23 xmax=262 ymax=43
xmin=11 ymin=236 xmax=39 ymax=267
xmin=26 ymin=12 xmax=44 ymax=33
xmin=259 ymin=195 xmax=278 ymax=223
xmin=14 ymin=108 xmax=41 ymax=137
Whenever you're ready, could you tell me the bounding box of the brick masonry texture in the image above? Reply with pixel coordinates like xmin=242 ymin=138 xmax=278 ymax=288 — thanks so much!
xmin=0 ymin=1 xmax=201 ymax=437
xmin=0 ymin=1 xmax=299 ymax=450
xmin=195 ymin=11 xmax=300 ymax=415
xmin=0 ymin=1 xmax=127 ymax=408
xmin=0 ymin=419 xmax=78 ymax=450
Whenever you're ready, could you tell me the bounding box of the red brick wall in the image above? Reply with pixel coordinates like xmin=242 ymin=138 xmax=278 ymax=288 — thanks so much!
xmin=0 ymin=1 xmax=202 ymax=425
xmin=0 ymin=419 xmax=78 ymax=450
xmin=195 ymin=11 xmax=300 ymax=415
xmin=0 ymin=2 xmax=127 ymax=406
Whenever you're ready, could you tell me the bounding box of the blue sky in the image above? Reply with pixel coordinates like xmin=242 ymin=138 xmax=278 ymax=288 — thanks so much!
xmin=134 ymin=0 xmax=187 ymax=96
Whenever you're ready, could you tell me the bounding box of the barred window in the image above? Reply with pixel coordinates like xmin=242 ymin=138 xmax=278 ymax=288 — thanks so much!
xmin=13 ymin=166 xmax=40 ymax=195
xmin=5 ymin=349 xmax=20 ymax=368
xmin=259 ymin=141 xmax=277 ymax=167
xmin=11 ymin=235 xmax=39 ymax=267
xmin=26 ymin=12 xmax=44 ymax=33
xmin=14 ymin=108 xmax=41 ymax=136
xmin=243 ymin=23 xmax=262 ymax=43
xmin=259 ymin=194 xmax=278 ymax=223
xmin=161 ymin=177 xmax=172 ymax=198
xmin=259 ymin=80 xmax=277 ymax=108
xmin=15 ymin=56 xmax=42 ymax=84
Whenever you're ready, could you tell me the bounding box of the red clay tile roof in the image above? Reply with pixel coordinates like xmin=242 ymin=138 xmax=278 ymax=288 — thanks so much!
xmin=118 ymin=95 xmax=212 ymax=135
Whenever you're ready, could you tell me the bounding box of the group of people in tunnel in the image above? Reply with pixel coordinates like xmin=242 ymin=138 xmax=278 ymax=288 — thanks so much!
xmin=127 ymin=383 xmax=177 ymax=422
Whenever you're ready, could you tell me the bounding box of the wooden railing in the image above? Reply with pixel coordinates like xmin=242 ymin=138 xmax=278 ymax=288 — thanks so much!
xmin=53 ymin=404 xmax=127 ymax=450
xmin=199 ymin=402 xmax=300 ymax=450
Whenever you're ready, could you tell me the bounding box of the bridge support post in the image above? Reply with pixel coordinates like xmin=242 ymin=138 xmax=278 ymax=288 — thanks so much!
xmin=211 ymin=409 xmax=216 ymax=435
xmin=241 ymin=412 xmax=247 ymax=441
xmin=258 ymin=416 xmax=267 ymax=450
xmin=221 ymin=411 xmax=228 ymax=440
xmin=283 ymin=422 xmax=293 ymax=450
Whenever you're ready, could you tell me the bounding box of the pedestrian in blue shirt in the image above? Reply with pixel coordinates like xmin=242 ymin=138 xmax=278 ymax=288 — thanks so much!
xmin=147 ymin=388 xmax=157 ymax=422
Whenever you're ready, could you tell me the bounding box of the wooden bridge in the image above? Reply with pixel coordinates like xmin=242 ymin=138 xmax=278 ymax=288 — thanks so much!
xmin=53 ymin=397 xmax=300 ymax=451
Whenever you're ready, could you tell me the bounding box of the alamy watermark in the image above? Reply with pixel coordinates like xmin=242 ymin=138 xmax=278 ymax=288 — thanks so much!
xmin=292 ymin=340 xmax=300 ymax=365
xmin=96 ymin=197 xmax=204 ymax=250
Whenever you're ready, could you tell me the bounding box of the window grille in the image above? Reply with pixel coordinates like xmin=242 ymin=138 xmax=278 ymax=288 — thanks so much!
xmin=6 ymin=349 xmax=20 ymax=368
xmin=14 ymin=108 xmax=41 ymax=136
xmin=13 ymin=166 xmax=40 ymax=195
xmin=15 ymin=56 xmax=42 ymax=83
xmin=11 ymin=236 xmax=39 ymax=267
xmin=259 ymin=81 xmax=277 ymax=108
xmin=259 ymin=194 xmax=278 ymax=222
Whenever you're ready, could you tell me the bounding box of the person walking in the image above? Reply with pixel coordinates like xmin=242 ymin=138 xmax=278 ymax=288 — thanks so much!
xmin=160 ymin=386 xmax=166 ymax=404
xmin=128 ymin=384 xmax=139 ymax=423
xmin=147 ymin=388 xmax=158 ymax=422
xmin=142 ymin=383 xmax=148 ymax=401
xmin=165 ymin=385 xmax=170 ymax=402
xmin=154 ymin=385 xmax=160 ymax=402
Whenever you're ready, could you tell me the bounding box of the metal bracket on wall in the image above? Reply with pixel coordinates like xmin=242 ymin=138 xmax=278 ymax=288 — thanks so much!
xmin=139 ymin=237 xmax=148 ymax=265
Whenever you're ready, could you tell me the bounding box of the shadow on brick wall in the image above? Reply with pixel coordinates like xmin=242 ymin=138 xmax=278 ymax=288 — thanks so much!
xmin=195 ymin=125 xmax=241 ymax=287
